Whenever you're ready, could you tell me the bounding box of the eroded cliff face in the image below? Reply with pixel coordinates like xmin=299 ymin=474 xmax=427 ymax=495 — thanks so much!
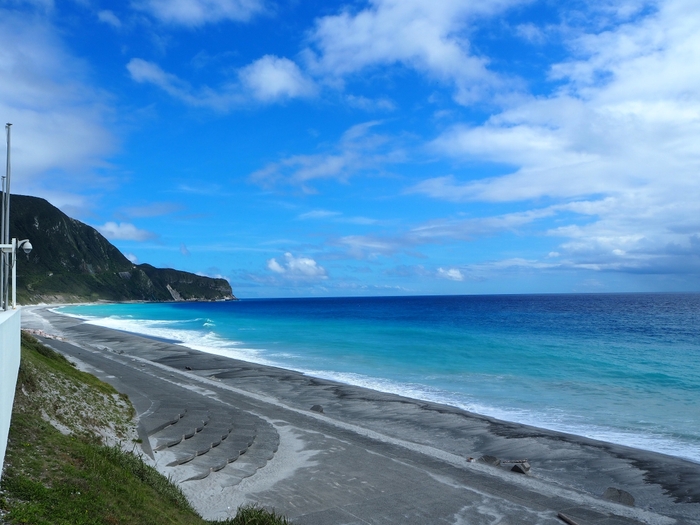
xmin=9 ymin=194 xmax=235 ymax=303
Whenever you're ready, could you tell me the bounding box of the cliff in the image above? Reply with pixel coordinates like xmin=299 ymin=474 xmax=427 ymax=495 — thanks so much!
xmin=8 ymin=194 xmax=235 ymax=303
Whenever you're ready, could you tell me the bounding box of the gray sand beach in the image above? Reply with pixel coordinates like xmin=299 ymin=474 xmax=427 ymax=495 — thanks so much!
xmin=21 ymin=306 xmax=700 ymax=525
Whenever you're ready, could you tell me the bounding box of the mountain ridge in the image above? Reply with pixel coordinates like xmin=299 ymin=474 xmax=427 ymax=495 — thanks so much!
xmin=8 ymin=194 xmax=235 ymax=304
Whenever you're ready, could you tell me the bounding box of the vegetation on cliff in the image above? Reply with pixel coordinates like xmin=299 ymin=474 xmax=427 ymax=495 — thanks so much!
xmin=9 ymin=195 xmax=235 ymax=303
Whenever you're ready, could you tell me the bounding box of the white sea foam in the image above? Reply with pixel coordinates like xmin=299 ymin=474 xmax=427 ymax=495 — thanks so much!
xmin=265 ymin=366 xmax=700 ymax=464
xmin=60 ymin=305 xmax=700 ymax=465
xmin=81 ymin=316 xmax=277 ymax=366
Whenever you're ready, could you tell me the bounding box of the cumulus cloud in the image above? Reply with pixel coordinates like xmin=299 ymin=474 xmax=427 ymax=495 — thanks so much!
xmin=239 ymin=55 xmax=315 ymax=102
xmin=97 ymin=222 xmax=156 ymax=241
xmin=437 ymin=267 xmax=464 ymax=281
xmin=266 ymin=253 xmax=327 ymax=279
xmin=304 ymin=0 xmax=524 ymax=104
xmin=134 ymin=0 xmax=265 ymax=27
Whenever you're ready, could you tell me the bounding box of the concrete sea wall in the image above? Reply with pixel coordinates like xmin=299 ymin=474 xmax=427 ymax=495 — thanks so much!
xmin=0 ymin=308 xmax=21 ymax=477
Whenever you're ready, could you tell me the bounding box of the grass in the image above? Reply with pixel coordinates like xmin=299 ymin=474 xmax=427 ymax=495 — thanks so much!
xmin=0 ymin=333 xmax=288 ymax=525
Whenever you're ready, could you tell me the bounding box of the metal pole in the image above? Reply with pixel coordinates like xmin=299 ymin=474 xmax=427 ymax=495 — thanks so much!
xmin=4 ymin=124 xmax=10 ymax=244
xmin=0 ymin=175 xmax=4 ymax=310
xmin=11 ymin=238 xmax=16 ymax=309
xmin=2 ymin=123 xmax=11 ymax=310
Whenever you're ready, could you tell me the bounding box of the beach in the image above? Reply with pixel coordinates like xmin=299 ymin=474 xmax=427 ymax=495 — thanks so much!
xmin=21 ymin=305 xmax=700 ymax=525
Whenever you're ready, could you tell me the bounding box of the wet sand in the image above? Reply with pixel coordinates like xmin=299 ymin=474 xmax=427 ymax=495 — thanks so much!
xmin=21 ymin=306 xmax=700 ymax=524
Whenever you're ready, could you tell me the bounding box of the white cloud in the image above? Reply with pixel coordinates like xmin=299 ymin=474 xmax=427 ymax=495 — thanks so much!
xmin=298 ymin=210 xmax=342 ymax=220
xmin=409 ymin=0 xmax=700 ymax=275
xmin=267 ymin=258 xmax=285 ymax=273
xmin=250 ymin=121 xmax=404 ymax=191
xmin=336 ymin=235 xmax=402 ymax=259
xmin=304 ymin=0 xmax=524 ymax=104
xmin=125 ymin=253 xmax=138 ymax=264
xmin=239 ymin=55 xmax=315 ymax=102
xmin=126 ymin=58 xmax=216 ymax=106
xmin=97 ymin=10 xmax=121 ymax=28
xmin=122 ymin=202 xmax=183 ymax=218
xmin=127 ymin=55 xmax=313 ymax=109
xmin=334 ymin=206 xmax=558 ymax=259
xmin=266 ymin=253 xmax=327 ymax=279
xmin=345 ymin=94 xmax=396 ymax=111
xmin=0 ymin=10 xmax=116 ymax=196
xmin=180 ymin=243 xmax=191 ymax=256
xmin=437 ymin=267 xmax=464 ymax=281
xmin=134 ymin=0 xmax=265 ymax=27
xmin=515 ymin=23 xmax=545 ymax=44
xmin=97 ymin=222 xmax=156 ymax=241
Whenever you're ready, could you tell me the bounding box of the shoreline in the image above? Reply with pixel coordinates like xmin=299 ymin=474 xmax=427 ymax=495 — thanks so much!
xmin=20 ymin=305 xmax=700 ymax=523
xmin=29 ymin=305 xmax=700 ymax=466
xmin=51 ymin=302 xmax=700 ymax=467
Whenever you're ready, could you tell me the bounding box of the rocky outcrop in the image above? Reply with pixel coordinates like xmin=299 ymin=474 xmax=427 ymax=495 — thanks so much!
xmin=9 ymin=194 xmax=236 ymax=304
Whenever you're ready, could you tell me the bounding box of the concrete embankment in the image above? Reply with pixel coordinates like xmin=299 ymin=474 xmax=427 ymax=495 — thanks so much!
xmin=21 ymin=306 xmax=700 ymax=525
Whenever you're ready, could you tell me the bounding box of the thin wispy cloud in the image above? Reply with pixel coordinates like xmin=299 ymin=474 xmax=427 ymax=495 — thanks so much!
xmin=0 ymin=10 xmax=116 ymax=196
xmin=250 ymin=121 xmax=405 ymax=191
xmin=298 ymin=210 xmax=342 ymax=220
xmin=121 ymin=202 xmax=184 ymax=218
xmin=97 ymin=10 xmax=122 ymax=28
xmin=134 ymin=0 xmax=265 ymax=27
xmin=127 ymin=55 xmax=314 ymax=109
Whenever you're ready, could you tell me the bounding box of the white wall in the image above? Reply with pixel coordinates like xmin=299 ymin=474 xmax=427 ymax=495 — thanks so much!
xmin=0 ymin=308 xmax=21 ymax=478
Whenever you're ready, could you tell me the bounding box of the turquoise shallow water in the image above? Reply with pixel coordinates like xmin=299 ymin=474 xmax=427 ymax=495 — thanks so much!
xmin=60 ymin=293 xmax=700 ymax=463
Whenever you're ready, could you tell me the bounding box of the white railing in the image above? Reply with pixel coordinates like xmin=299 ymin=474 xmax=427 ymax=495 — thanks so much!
xmin=0 ymin=308 xmax=21 ymax=478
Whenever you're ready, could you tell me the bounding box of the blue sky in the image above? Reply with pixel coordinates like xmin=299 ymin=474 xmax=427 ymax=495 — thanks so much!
xmin=2 ymin=0 xmax=700 ymax=297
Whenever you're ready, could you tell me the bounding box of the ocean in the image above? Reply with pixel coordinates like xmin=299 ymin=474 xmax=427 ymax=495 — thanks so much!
xmin=59 ymin=293 xmax=700 ymax=464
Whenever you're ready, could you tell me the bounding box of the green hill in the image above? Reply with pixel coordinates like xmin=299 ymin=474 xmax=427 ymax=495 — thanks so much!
xmin=8 ymin=194 xmax=235 ymax=303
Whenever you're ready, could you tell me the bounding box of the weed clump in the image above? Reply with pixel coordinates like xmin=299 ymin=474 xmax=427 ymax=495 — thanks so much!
xmin=225 ymin=504 xmax=290 ymax=525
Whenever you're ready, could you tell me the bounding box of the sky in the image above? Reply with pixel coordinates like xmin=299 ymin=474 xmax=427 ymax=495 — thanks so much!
xmin=2 ymin=0 xmax=700 ymax=298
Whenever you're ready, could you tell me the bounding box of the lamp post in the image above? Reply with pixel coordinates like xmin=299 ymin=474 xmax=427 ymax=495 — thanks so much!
xmin=1 ymin=123 xmax=32 ymax=310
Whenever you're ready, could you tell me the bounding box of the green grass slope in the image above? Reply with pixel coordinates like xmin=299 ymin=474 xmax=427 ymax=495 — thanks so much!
xmin=0 ymin=333 xmax=286 ymax=525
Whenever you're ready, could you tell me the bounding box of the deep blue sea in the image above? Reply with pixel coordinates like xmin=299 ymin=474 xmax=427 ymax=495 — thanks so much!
xmin=59 ymin=293 xmax=700 ymax=463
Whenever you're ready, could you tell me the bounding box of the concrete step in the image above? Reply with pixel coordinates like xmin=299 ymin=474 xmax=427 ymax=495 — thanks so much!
xmin=149 ymin=413 xmax=210 ymax=451
xmin=181 ymin=417 xmax=279 ymax=483
xmin=148 ymin=406 xmax=254 ymax=464
xmin=164 ymin=425 xmax=253 ymax=466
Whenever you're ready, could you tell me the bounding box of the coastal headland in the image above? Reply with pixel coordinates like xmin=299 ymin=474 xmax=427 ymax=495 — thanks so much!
xmin=21 ymin=306 xmax=700 ymax=525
